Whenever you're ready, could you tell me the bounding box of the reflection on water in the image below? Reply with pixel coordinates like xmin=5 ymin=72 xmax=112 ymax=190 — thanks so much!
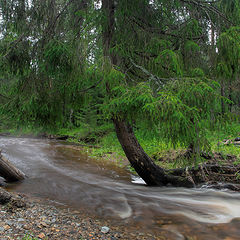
xmin=1 ymin=137 xmax=240 ymax=239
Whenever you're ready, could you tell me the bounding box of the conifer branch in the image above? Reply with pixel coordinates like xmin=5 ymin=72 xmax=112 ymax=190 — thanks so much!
xmin=78 ymin=78 xmax=103 ymax=93
xmin=180 ymin=0 xmax=234 ymax=25
xmin=128 ymin=16 xmax=205 ymax=41
xmin=130 ymin=59 xmax=166 ymax=87
xmin=0 ymin=93 xmax=10 ymax=99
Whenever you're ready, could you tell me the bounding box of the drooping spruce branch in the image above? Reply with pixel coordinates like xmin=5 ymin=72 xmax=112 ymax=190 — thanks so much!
xmin=179 ymin=0 xmax=234 ymax=25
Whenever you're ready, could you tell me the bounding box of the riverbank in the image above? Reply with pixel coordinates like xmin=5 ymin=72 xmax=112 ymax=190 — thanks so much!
xmin=2 ymin=132 xmax=240 ymax=188
xmin=0 ymin=189 xmax=162 ymax=240
xmin=2 ymin=124 xmax=240 ymax=186
xmin=2 ymin=123 xmax=240 ymax=171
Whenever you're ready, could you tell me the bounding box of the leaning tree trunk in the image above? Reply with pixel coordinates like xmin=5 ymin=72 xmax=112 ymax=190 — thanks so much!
xmin=113 ymin=119 xmax=193 ymax=187
xmin=102 ymin=0 xmax=193 ymax=187
xmin=0 ymin=151 xmax=25 ymax=182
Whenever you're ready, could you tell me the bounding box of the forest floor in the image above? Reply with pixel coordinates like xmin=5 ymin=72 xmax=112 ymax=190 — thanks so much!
xmin=0 ymin=190 xmax=164 ymax=240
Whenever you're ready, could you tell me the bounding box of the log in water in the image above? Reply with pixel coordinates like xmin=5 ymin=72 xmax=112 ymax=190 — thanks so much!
xmin=0 ymin=150 xmax=25 ymax=182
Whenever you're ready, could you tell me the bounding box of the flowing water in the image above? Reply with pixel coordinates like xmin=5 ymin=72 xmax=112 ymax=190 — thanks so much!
xmin=1 ymin=137 xmax=240 ymax=239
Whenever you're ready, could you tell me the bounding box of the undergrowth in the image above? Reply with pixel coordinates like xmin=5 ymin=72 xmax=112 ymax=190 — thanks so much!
xmin=1 ymin=121 xmax=240 ymax=169
xmin=207 ymin=122 xmax=240 ymax=162
xmin=83 ymin=121 xmax=240 ymax=168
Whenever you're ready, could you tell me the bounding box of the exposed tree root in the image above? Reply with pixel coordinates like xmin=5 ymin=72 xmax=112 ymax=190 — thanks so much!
xmin=167 ymin=163 xmax=240 ymax=191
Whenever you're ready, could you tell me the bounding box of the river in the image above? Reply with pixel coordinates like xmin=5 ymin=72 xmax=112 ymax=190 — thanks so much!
xmin=1 ymin=137 xmax=240 ymax=239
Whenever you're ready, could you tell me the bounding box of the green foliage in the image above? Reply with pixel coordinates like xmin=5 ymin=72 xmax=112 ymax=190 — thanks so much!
xmin=217 ymin=27 xmax=240 ymax=79
xmin=0 ymin=0 xmax=239 ymax=169
xmin=42 ymin=40 xmax=73 ymax=76
xmin=189 ymin=68 xmax=205 ymax=77
xmin=102 ymin=75 xmax=224 ymax=162
xmin=155 ymin=49 xmax=183 ymax=77
xmin=147 ymin=38 xmax=172 ymax=55
xmin=207 ymin=122 xmax=240 ymax=162
xmin=184 ymin=19 xmax=203 ymax=39
xmin=185 ymin=40 xmax=200 ymax=53
xmin=169 ymin=78 xmax=221 ymax=116
xmin=0 ymin=37 xmax=30 ymax=76
xmin=220 ymin=0 xmax=240 ymax=25
xmin=217 ymin=62 xmax=232 ymax=78
xmin=104 ymin=67 xmax=126 ymax=91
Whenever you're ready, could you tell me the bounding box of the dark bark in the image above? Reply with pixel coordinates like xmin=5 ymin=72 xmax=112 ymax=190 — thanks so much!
xmin=221 ymin=80 xmax=225 ymax=114
xmin=0 ymin=151 xmax=25 ymax=182
xmin=229 ymin=84 xmax=233 ymax=112
xmin=102 ymin=0 xmax=115 ymax=58
xmin=113 ymin=119 xmax=193 ymax=187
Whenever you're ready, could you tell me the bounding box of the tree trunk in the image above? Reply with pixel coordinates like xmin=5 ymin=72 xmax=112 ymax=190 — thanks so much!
xmin=113 ymin=119 xmax=193 ymax=187
xmin=102 ymin=0 xmax=193 ymax=187
xmin=221 ymin=80 xmax=225 ymax=114
xmin=0 ymin=151 xmax=25 ymax=182
xmin=229 ymin=84 xmax=233 ymax=112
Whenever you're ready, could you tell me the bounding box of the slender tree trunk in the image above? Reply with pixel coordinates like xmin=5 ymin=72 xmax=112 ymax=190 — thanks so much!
xmin=62 ymin=86 xmax=66 ymax=127
xmin=210 ymin=22 xmax=216 ymax=68
xmin=229 ymin=83 xmax=233 ymax=112
xmin=221 ymin=80 xmax=225 ymax=114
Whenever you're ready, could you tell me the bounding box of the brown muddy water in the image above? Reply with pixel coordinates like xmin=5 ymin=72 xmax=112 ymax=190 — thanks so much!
xmin=1 ymin=137 xmax=240 ymax=239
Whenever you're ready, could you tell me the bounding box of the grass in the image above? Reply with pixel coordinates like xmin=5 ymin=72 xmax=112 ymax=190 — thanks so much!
xmin=89 ymin=121 xmax=240 ymax=169
xmin=207 ymin=122 xmax=240 ymax=163
xmin=22 ymin=234 xmax=39 ymax=240
xmin=75 ymin=125 xmax=184 ymax=169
